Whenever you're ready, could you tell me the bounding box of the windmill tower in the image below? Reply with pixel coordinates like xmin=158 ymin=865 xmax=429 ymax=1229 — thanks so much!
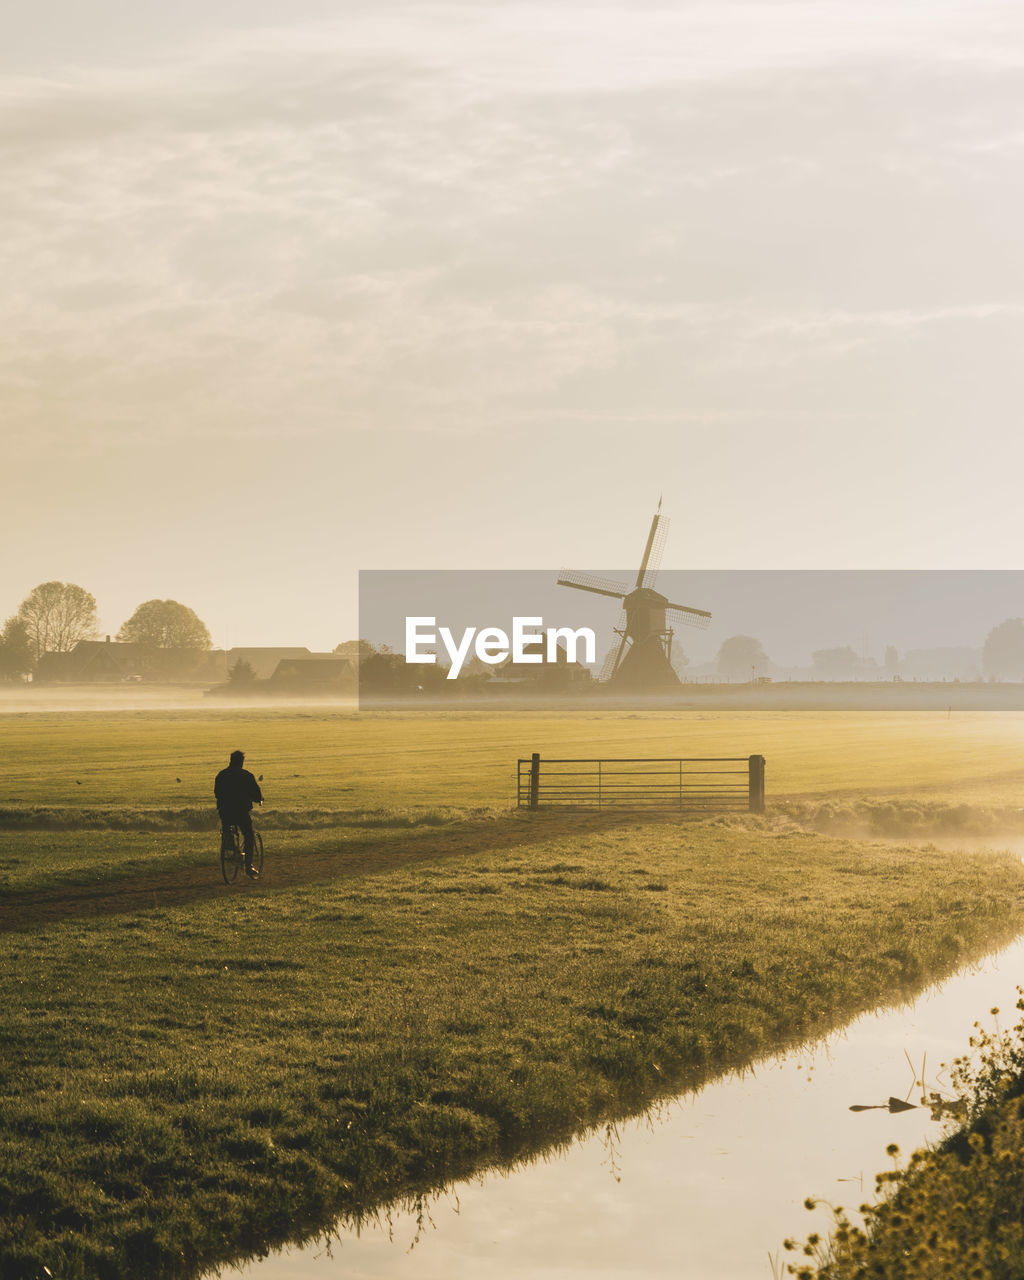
xmin=557 ymin=503 xmax=711 ymax=691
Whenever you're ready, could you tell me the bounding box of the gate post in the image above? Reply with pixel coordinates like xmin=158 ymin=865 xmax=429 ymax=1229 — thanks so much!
xmin=748 ymin=755 xmax=765 ymax=814
xmin=529 ymin=753 xmax=541 ymax=810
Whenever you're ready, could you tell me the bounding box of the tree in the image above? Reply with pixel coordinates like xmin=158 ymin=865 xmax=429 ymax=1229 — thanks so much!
xmin=982 ymin=618 xmax=1024 ymax=681
xmin=333 ymin=639 xmax=377 ymax=667
xmin=359 ymin=641 xmax=450 ymax=696
xmin=0 ymin=616 xmax=34 ymax=680
xmin=227 ymin=659 xmax=257 ymax=685
xmin=17 ymin=581 xmax=98 ymax=660
xmin=117 ymin=600 xmax=212 ymax=650
xmin=716 ymin=635 xmax=769 ymax=681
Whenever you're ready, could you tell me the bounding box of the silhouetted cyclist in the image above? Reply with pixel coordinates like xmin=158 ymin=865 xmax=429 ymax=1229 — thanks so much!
xmin=215 ymin=750 xmax=263 ymax=878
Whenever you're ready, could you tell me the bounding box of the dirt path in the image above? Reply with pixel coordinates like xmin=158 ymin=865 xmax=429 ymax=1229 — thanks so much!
xmin=0 ymin=823 xmax=533 ymax=932
xmin=0 ymin=808 xmax=724 ymax=933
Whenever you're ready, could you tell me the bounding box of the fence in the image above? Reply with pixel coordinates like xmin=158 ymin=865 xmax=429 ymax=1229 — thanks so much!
xmin=517 ymin=754 xmax=765 ymax=813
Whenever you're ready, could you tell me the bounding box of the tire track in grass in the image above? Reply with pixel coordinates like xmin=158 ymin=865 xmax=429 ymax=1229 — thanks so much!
xmin=0 ymin=810 xmax=698 ymax=932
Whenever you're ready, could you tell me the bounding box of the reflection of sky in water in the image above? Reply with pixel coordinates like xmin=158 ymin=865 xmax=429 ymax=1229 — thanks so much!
xmin=228 ymin=930 xmax=1024 ymax=1280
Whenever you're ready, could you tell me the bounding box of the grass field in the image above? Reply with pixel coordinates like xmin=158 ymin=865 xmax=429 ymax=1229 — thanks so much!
xmin=4 ymin=707 xmax=1024 ymax=812
xmin=3 ymin=707 xmax=1024 ymax=1279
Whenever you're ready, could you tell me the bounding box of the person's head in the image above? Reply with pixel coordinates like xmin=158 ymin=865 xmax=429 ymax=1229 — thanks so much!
xmin=229 ymin=750 xmax=245 ymax=767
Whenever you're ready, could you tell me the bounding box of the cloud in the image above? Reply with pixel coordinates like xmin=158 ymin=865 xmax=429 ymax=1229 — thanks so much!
xmin=2 ymin=0 xmax=1024 ymax=463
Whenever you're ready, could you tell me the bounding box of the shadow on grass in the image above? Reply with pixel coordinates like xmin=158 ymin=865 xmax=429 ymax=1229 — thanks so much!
xmin=0 ymin=807 xmax=738 ymax=932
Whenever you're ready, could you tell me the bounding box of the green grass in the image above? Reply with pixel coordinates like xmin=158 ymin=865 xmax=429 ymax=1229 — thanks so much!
xmin=3 ymin=707 xmax=1024 ymax=812
xmin=0 ymin=829 xmax=209 ymax=893
xmin=3 ymin=817 xmax=1024 ymax=1279
xmin=0 ymin=812 xmax=496 ymax=897
xmin=4 ymin=707 xmax=1024 ymax=1278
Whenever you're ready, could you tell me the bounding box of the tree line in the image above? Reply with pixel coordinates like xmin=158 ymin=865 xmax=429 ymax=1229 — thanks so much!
xmin=0 ymin=581 xmax=211 ymax=681
xmin=7 ymin=580 xmax=1024 ymax=685
xmin=713 ymin=620 xmax=1024 ymax=682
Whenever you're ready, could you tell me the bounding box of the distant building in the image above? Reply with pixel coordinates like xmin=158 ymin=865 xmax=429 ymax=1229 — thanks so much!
xmin=225 ymin=648 xmax=315 ymax=680
xmin=36 ymin=637 xmax=228 ymax=684
xmin=486 ymin=639 xmax=593 ymax=694
xmin=36 ymin=639 xmax=363 ymax=693
xmin=37 ymin=638 xmax=144 ymax=683
xmin=268 ymin=656 xmax=355 ymax=693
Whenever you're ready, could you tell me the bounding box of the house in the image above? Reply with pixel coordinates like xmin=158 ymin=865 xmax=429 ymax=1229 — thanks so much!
xmin=36 ymin=637 xmax=229 ymax=684
xmin=486 ymin=639 xmax=593 ymax=694
xmin=268 ymin=656 xmax=355 ymax=694
xmin=225 ymin=648 xmax=315 ymax=680
xmin=36 ymin=638 xmax=145 ymax=683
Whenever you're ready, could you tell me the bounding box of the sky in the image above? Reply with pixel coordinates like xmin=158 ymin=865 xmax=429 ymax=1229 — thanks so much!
xmin=3 ymin=1 xmax=1024 ymax=649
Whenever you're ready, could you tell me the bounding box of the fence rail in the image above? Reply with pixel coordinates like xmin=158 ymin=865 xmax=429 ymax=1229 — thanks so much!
xmin=517 ymin=754 xmax=765 ymax=813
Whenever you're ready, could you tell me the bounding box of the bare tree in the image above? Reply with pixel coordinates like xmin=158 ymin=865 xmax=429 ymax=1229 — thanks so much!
xmin=17 ymin=581 xmax=99 ymax=660
xmin=117 ymin=600 xmax=212 ymax=649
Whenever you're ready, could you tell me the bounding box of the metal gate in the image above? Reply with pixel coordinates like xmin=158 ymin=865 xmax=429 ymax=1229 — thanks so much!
xmin=517 ymin=754 xmax=765 ymax=813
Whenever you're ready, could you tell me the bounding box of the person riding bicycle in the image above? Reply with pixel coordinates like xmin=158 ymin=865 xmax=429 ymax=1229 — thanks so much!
xmin=215 ymin=750 xmax=263 ymax=878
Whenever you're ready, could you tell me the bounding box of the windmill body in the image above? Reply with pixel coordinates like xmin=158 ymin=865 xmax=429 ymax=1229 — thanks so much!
xmin=614 ymin=587 xmax=677 ymax=690
xmin=557 ymin=507 xmax=710 ymax=692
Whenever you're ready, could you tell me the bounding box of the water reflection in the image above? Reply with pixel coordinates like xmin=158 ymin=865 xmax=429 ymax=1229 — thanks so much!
xmin=223 ymin=936 xmax=1024 ymax=1280
xmin=848 ymin=1096 xmax=917 ymax=1113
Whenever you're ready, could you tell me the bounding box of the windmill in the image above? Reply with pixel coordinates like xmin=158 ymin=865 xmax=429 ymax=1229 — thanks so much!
xmin=557 ymin=503 xmax=711 ymax=690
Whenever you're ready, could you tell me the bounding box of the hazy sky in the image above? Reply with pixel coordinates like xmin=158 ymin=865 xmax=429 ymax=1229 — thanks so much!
xmin=361 ymin=570 xmax=1024 ymax=668
xmin=3 ymin=2 xmax=1024 ymax=649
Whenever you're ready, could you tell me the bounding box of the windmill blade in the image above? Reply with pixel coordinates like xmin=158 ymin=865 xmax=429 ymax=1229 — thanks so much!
xmin=640 ymin=515 xmax=670 ymax=589
xmin=557 ymin=570 xmax=630 ymax=600
xmin=665 ymin=602 xmax=712 ymax=631
xmin=600 ymin=615 xmax=630 ymax=682
xmin=634 ymin=512 xmax=661 ymax=589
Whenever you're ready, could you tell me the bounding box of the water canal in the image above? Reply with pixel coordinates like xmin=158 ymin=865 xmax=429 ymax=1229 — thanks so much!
xmin=226 ymin=873 xmax=1024 ymax=1279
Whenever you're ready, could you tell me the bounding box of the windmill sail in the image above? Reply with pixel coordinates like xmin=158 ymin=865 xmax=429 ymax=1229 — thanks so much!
xmin=665 ymin=601 xmax=712 ymax=630
xmin=599 ymin=611 xmax=629 ymax=682
xmin=639 ymin=515 xmax=669 ymax=589
xmin=557 ymin=570 xmax=631 ymax=599
xmin=634 ymin=512 xmax=660 ymax=588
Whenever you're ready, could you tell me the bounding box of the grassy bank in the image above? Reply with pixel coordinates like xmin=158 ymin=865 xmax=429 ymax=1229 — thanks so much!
xmin=790 ymin=1003 xmax=1024 ymax=1279
xmin=3 ymin=816 xmax=1024 ymax=1279
xmin=4 ymin=707 xmax=1024 ymax=1278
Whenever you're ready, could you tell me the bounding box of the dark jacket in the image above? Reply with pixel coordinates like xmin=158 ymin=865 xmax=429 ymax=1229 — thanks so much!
xmin=214 ymin=765 xmax=263 ymax=815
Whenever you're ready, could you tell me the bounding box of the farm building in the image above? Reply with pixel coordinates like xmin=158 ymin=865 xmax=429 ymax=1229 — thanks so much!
xmin=36 ymin=638 xmax=228 ymax=683
xmin=486 ymin=639 xmax=593 ymax=694
xmin=268 ymin=656 xmax=355 ymax=694
xmin=36 ymin=638 xmax=144 ymax=683
xmin=225 ymin=647 xmax=316 ymax=679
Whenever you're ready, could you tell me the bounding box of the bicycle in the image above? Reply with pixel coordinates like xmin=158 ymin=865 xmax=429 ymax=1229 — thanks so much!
xmin=220 ymin=822 xmax=264 ymax=884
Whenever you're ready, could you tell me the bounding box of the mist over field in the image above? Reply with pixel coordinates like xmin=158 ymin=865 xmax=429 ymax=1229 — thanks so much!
xmin=6 ymin=6 xmax=1024 ymax=1277
xmin=360 ymin=569 xmax=1024 ymax=673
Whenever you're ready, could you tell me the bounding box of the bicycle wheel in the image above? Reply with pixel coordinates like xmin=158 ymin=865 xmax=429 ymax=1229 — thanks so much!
xmin=221 ymin=825 xmax=242 ymax=884
xmin=252 ymin=830 xmax=264 ymax=877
